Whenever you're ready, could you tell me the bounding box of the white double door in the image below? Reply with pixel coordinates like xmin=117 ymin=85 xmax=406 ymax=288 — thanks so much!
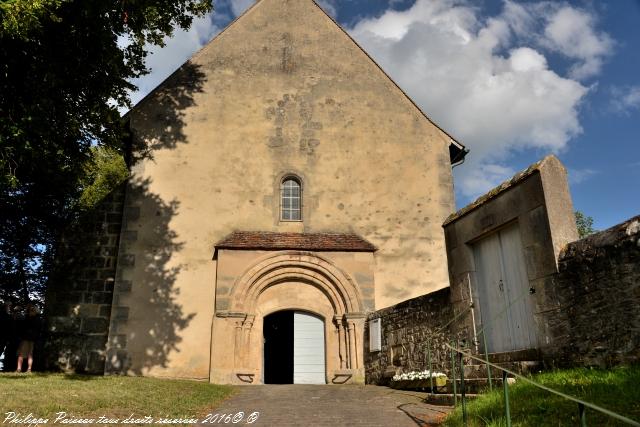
xmin=473 ymin=222 xmax=537 ymax=353
xmin=293 ymin=312 xmax=326 ymax=384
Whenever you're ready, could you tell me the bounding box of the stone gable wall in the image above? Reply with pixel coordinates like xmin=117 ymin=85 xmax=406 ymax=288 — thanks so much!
xmin=44 ymin=185 xmax=125 ymax=374
xmin=118 ymin=0 xmax=458 ymax=378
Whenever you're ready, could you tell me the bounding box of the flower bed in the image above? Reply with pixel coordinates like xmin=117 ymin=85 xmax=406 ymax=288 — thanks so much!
xmin=390 ymin=370 xmax=447 ymax=391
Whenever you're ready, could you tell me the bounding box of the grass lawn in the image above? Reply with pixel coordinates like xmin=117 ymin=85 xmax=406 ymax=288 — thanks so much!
xmin=0 ymin=373 xmax=233 ymax=425
xmin=443 ymin=365 xmax=640 ymax=427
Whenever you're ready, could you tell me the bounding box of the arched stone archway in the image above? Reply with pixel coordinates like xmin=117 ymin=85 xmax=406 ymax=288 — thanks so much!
xmin=209 ymin=251 xmax=370 ymax=385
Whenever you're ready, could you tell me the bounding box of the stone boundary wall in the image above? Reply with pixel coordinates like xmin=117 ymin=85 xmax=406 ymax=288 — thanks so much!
xmin=543 ymin=216 xmax=640 ymax=368
xmin=365 ymin=288 xmax=460 ymax=385
xmin=364 ymin=154 xmax=638 ymax=381
xmin=364 ymin=214 xmax=640 ymax=384
xmin=44 ymin=185 xmax=126 ymax=373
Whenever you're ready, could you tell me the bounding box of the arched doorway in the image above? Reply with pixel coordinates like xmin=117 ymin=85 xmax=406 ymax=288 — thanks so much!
xmin=210 ymin=251 xmax=370 ymax=385
xmin=263 ymin=310 xmax=326 ymax=384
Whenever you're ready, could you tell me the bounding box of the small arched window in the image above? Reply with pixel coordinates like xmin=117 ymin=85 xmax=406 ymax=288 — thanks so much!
xmin=281 ymin=176 xmax=302 ymax=221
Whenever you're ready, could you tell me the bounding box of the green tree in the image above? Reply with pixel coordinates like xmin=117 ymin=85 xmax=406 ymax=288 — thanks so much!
xmin=575 ymin=211 xmax=596 ymax=239
xmin=78 ymin=146 xmax=129 ymax=210
xmin=0 ymin=0 xmax=212 ymax=303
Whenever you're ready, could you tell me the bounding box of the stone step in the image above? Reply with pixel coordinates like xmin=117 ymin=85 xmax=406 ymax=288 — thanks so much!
xmin=461 ymin=360 xmax=542 ymax=378
xmin=442 ymin=377 xmax=516 ymax=394
xmin=485 ymin=348 xmax=541 ymax=363
xmin=423 ymin=393 xmax=479 ymax=406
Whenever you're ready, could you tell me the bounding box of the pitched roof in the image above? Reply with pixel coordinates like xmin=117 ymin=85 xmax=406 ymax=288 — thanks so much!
xmin=305 ymin=0 xmax=467 ymax=157
xmin=443 ymin=155 xmax=560 ymax=226
xmin=124 ymin=0 xmax=467 ymax=162
xmin=214 ymin=231 xmax=377 ymax=258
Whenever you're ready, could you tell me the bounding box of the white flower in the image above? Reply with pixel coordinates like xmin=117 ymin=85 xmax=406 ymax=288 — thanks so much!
xmin=392 ymin=370 xmax=447 ymax=382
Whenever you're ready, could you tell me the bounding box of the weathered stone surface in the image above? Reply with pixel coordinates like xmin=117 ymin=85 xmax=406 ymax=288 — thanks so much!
xmin=43 ymin=185 xmax=125 ymax=374
xmin=443 ymin=155 xmax=578 ymax=356
xmin=117 ymin=280 xmax=132 ymax=293
xmin=114 ymin=306 xmax=129 ymax=321
xmin=365 ymin=288 xmax=461 ymax=385
xmin=82 ymin=317 xmax=109 ymax=334
xmin=543 ymin=216 xmax=640 ymax=367
xmin=105 ymin=0 xmax=462 ymax=381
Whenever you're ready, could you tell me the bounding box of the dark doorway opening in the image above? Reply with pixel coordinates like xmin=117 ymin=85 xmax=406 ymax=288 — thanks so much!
xmin=263 ymin=311 xmax=294 ymax=384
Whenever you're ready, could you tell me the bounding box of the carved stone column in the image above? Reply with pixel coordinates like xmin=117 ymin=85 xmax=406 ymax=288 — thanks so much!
xmin=341 ymin=316 xmax=352 ymax=369
xmin=334 ymin=315 xmax=345 ymax=369
xmin=241 ymin=314 xmax=255 ymax=368
xmin=218 ymin=311 xmax=248 ymax=369
xmin=233 ymin=318 xmax=244 ymax=368
xmin=347 ymin=322 xmax=356 ymax=369
xmin=344 ymin=313 xmax=366 ymax=370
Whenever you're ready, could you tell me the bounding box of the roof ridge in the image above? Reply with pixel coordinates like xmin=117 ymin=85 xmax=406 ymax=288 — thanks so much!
xmin=123 ymin=0 xmax=266 ymax=118
xmin=123 ymin=0 xmax=466 ymax=153
xmin=308 ymin=0 xmax=465 ymax=150
xmin=443 ymin=154 xmax=559 ymax=226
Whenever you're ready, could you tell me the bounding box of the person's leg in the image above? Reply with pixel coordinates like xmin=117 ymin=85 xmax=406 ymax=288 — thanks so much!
xmin=16 ymin=355 xmax=22 ymax=372
xmin=26 ymin=342 xmax=34 ymax=372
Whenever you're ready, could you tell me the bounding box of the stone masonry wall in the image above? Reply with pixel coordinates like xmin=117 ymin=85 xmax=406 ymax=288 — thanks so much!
xmin=443 ymin=155 xmax=578 ymax=358
xmin=44 ymin=185 xmax=125 ymax=374
xmin=543 ymin=215 xmax=640 ymax=368
xmin=365 ymin=288 xmax=464 ymax=385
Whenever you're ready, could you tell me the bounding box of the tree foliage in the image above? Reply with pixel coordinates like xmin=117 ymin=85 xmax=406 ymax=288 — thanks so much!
xmin=0 ymin=0 xmax=212 ymax=303
xmin=78 ymin=146 xmax=129 ymax=210
xmin=575 ymin=211 xmax=596 ymax=239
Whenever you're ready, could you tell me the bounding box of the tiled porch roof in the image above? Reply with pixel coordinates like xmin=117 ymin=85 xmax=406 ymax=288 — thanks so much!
xmin=214 ymin=231 xmax=377 ymax=259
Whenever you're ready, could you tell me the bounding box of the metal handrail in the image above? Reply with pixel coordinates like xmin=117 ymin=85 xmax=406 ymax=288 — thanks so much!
xmin=443 ymin=343 xmax=640 ymax=427
xmin=417 ymin=271 xmax=639 ymax=426
xmin=420 ymin=279 xmax=639 ymax=426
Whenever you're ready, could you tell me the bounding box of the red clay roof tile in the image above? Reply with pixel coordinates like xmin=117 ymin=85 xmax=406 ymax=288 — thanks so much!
xmin=214 ymin=231 xmax=376 ymax=258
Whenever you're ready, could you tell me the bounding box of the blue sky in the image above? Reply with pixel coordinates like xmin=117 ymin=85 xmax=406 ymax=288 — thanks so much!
xmin=130 ymin=0 xmax=640 ymax=230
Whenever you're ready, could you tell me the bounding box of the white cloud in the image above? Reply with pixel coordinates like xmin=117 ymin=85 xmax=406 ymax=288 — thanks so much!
xmin=123 ymin=0 xmax=612 ymax=201
xmin=316 ymin=0 xmax=338 ymax=18
xmin=610 ymin=85 xmax=640 ymax=114
xmin=542 ymin=6 xmax=613 ymax=80
xmin=352 ymin=0 xmax=476 ymax=42
xmin=229 ymin=0 xmax=255 ymax=17
xmin=349 ymin=0 xmax=611 ymax=199
xmin=458 ymin=164 xmax=516 ymax=199
xmin=568 ymin=168 xmax=598 ymax=185
xmin=501 ymin=2 xmax=613 ymax=80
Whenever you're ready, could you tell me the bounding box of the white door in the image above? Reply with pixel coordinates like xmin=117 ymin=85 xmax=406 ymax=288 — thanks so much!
xmin=473 ymin=222 xmax=537 ymax=353
xmin=293 ymin=312 xmax=326 ymax=384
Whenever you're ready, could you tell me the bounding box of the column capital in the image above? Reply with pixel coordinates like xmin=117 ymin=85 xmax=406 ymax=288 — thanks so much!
xmin=343 ymin=312 xmax=367 ymax=320
xmin=216 ymin=311 xmax=248 ymax=319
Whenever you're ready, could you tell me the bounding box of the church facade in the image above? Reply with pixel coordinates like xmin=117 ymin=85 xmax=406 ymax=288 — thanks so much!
xmin=100 ymin=0 xmax=466 ymax=384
